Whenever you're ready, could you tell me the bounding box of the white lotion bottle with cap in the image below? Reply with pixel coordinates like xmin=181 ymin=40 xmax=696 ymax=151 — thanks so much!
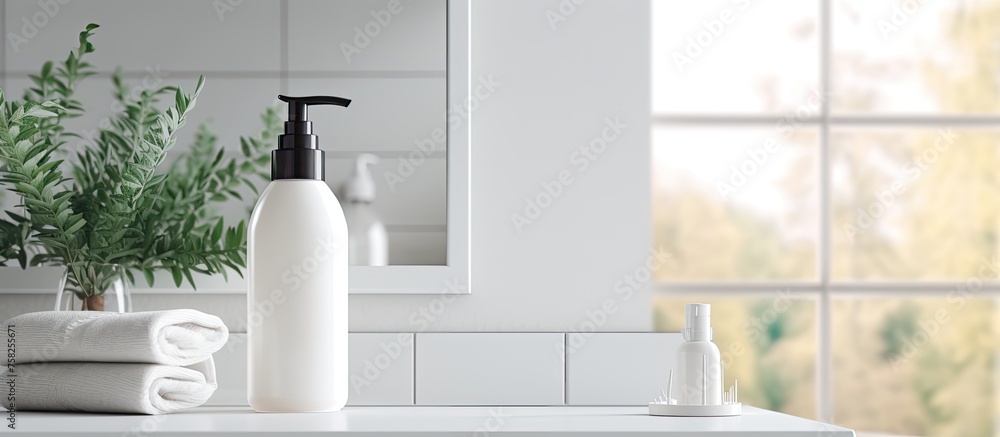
xmin=675 ymin=303 xmax=722 ymax=405
xmin=248 ymin=95 xmax=351 ymax=412
xmin=340 ymin=153 xmax=388 ymax=266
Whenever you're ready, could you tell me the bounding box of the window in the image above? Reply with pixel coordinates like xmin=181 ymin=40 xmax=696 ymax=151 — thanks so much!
xmin=651 ymin=1 xmax=1000 ymax=436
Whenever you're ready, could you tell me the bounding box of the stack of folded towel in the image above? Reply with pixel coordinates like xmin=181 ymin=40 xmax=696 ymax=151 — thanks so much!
xmin=2 ymin=309 xmax=228 ymax=415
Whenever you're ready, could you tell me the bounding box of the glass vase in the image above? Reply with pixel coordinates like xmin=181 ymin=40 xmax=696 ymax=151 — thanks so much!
xmin=55 ymin=263 xmax=132 ymax=312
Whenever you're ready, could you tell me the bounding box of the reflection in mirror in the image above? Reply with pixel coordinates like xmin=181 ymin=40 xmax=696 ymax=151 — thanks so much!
xmin=0 ymin=0 xmax=448 ymax=266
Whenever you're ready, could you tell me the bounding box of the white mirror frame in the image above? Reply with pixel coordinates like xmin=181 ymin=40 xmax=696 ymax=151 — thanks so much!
xmin=355 ymin=0 xmax=471 ymax=294
xmin=0 ymin=1 xmax=471 ymax=296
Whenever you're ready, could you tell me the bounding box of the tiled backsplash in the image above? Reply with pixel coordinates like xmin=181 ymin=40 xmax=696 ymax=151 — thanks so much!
xmin=565 ymin=333 xmax=683 ymax=405
xmin=415 ymin=333 xmax=565 ymax=405
xmin=208 ymin=332 xmax=682 ymax=407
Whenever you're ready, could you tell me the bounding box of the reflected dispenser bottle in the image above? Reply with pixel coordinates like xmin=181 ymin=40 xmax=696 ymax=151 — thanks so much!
xmin=675 ymin=303 xmax=722 ymax=405
xmin=341 ymin=153 xmax=388 ymax=266
xmin=248 ymin=95 xmax=351 ymax=412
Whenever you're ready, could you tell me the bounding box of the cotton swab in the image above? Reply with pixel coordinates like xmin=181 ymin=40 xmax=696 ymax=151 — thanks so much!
xmin=667 ymin=369 xmax=673 ymax=402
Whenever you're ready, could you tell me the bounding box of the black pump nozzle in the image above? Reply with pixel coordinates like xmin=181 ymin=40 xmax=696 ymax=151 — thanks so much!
xmin=272 ymin=95 xmax=351 ymax=181
xmin=279 ymin=95 xmax=351 ymax=122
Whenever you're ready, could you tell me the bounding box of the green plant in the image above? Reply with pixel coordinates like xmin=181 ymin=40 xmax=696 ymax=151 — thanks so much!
xmin=0 ymin=24 xmax=279 ymax=309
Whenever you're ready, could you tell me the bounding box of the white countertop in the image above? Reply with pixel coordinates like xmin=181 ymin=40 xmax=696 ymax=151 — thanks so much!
xmin=11 ymin=406 xmax=854 ymax=436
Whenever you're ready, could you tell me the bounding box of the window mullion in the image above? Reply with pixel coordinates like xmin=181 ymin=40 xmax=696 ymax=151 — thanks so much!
xmin=818 ymin=0 xmax=834 ymax=424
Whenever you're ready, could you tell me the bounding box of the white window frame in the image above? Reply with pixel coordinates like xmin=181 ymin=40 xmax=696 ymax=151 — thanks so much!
xmin=652 ymin=0 xmax=1000 ymax=422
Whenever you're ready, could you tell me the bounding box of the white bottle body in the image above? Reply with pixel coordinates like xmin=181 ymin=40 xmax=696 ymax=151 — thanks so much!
xmin=247 ymin=180 xmax=349 ymax=412
xmin=675 ymin=340 xmax=722 ymax=405
xmin=343 ymin=202 xmax=388 ymax=266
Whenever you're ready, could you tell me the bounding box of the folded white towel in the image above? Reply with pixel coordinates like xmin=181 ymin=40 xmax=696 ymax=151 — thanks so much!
xmin=4 ymin=310 xmax=229 ymax=366
xmin=3 ymin=358 xmax=218 ymax=414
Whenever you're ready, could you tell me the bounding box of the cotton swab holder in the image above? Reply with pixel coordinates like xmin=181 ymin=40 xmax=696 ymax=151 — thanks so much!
xmin=649 ymin=304 xmax=742 ymax=417
xmin=648 ymin=378 xmax=742 ymax=417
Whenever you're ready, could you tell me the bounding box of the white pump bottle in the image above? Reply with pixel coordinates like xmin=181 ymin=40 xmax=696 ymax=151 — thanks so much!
xmin=340 ymin=153 xmax=388 ymax=266
xmin=247 ymin=95 xmax=351 ymax=412
xmin=675 ymin=303 xmax=722 ymax=405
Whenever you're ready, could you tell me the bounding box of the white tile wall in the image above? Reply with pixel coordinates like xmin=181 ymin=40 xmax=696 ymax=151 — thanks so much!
xmin=3 ymin=76 xmax=280 ymax=158
xmin=414 ymin=333 xmax=565 ymax=405
xmin=0 ymin=10 xmax=5 ymax=94
xmin=348 ymin=333 xmax=415 ymax=405
xmin=565 ymin=333 xmax=684 ymax=405
xmin=166 ymin=77 xmax=282 ymax=154
xmin=4 ymin=0 xmax=281 ymax=73
xmin=288 ymin=77 xmax=447 ymax=152
xmin=132 ymin=294 xmax=249 ymax=333
xmin=288 ymin=0 xmax=447 ymax=71
xmin=0 ymin=295 xmax=55 ymax=326
xmin=1 ymin=3 xmax=5 ymax=84
xmin=205 ymin=332 xmax=681 ymax=406
xmin=206 ymin=332 xmax=416 ymax=406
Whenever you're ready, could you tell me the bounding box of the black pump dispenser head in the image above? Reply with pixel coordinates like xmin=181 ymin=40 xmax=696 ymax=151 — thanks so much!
xmin=272 ymin=95 xmax=351 ymax=181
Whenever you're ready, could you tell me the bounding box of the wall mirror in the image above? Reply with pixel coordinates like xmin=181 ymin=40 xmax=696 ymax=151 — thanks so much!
xmin=0 ymin=0 xmax=470 ymax=294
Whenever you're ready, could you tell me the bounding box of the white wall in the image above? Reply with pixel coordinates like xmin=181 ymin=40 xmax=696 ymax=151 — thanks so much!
xmin=0 ymin=0 xmax=652 ymax=333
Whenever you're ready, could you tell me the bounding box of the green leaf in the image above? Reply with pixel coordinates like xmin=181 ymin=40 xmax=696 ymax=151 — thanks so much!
xmin=17 ymin=248 xmax=27 ymax=269
xmin=212 ymin=147 xmax=225 ymax=168
xmin=211 ymin=217 xmax=224 ymax=243
xmin=182 ymin=268 xmax=197 ymax=290
xmin=14 ymin=183 xmax=41 ymax=199
xmin=170 ymin=266 xmax=182 ymax=287
xmin=24 ymin=106 xmax=59 ymax=118
xmin=65 ymin=218 xmax=87 ymax=235
xmin=182 ymin=214 xmax=195 ymax=234
xmin=194 ymin=75 xmax=206 ymax=97
xmin=106 ymin=248 xmax=141 ymax=262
